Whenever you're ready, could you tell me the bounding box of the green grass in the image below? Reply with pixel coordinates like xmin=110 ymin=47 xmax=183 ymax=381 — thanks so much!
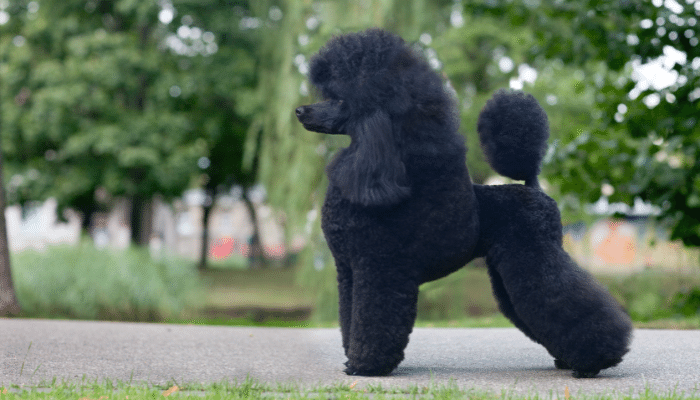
xmin=201 ymin=267 xmax=313 ymax=310
xmin=197 ymin=267 xmax=314 ymax=325
xmin=417 ymin=263 xmax=500 ymax=320
xmin=415 ymin=314 xmax=514 ymax=328
xmin=1 ymin=378 xmax=699 ymax=400
xmin=633 ymin=316 xmax=700 ymax=329
xmin=205 ymin=253 xmax=250 ymax=270
xmin=182 ymin=263 xmax=700 ymax=329
xmin=599 ymin=271 xmax=700 ymax=322
xmin=191 ymin=263 xmax=506 ymax=326
xmin=12 ymin=241 xmax=202 ymax=321
xmin=8 ymin=240 xmax=700 ymax=328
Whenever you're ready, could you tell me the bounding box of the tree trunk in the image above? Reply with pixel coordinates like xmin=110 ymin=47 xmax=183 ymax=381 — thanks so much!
xmin=242 ymin=190 xmax=264 ymax=269
xmin=198 ymin=192 xmax=214 ymax=271
xmin=130 ymin=194 xmax=152 ymax=246
xmin=0 ymin=141 xmax=21 ymax=316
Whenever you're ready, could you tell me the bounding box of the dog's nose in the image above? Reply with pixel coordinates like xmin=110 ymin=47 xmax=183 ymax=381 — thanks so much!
xmin=295 ymin=106 xmax=306 ymax=117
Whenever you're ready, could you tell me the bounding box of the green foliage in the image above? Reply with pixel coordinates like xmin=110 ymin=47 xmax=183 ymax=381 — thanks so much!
xmin=0 ymin=0 xmax=209 ymax=216
xmin=169 ymin=0 xmax=260 ymax=190
xmin=2 ymin=0 xmax=699 ymax=313
xmin=294 ymin=241 xmax=340 ymax=322
xmin=600 ymin=271 xmax=700 ymax=322
xmin=431 ymin=1 xmax=700 ymax=246
xmin=295 ymin=255 xmax=700 ymax=324
xmin=417 ymin=265 xmax=499 ymax=321
xmin=525 ymin=0 xmax=700 ymax=246
xmin=417 ymin=268 xmax=700 ymax=325
xmin=12 ymin=242 xmax=202 ymax=320
xmin=220 ymin=0 xmax=700 ymax=307
xmin=671 ymin=287 xmax=700 ymax=317
xmin=241 ymin=1 xmax=327 ymax=232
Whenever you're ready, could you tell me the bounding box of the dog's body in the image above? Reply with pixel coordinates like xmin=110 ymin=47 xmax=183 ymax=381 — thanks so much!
xmin=296 ymin=29 xmax=632 ymax=378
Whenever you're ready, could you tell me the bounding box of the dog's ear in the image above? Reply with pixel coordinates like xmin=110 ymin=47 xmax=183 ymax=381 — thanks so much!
xmin=327 ymin=110 xmax=410 ymax=206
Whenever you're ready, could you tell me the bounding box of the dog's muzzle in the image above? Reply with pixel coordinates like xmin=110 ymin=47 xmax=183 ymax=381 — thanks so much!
xmin=295 ymin=101 xmax=346 ymax=134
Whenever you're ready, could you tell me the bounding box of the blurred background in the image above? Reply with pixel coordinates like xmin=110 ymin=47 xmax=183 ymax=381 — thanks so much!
xmin=0 ymin=0 xmax=698 ymax=327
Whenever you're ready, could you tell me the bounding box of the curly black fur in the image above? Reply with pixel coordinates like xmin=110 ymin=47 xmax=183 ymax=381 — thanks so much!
xmin=296 ymin=28 xmax=632 ymax=378
xmin=477 ymin=89 xmax=549 ymax=186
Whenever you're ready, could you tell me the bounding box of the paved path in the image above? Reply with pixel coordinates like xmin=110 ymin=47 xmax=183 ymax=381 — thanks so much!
xmin=1 ymin=319 xmax=699 ymax=396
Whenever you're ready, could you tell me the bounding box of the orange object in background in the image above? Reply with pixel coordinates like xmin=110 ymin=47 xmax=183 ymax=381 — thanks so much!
xmin=210 ymin=237 xmax=235 ymax=260
xmin=593 ymin=220 xmax=636 ymax=265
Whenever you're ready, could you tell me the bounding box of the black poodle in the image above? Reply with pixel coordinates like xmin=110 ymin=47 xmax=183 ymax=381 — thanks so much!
xmin=295 ymin=28 xmax=632 ymax=378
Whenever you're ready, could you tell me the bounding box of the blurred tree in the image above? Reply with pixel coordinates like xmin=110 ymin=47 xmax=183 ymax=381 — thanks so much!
xmin=438 ymin=1 xmax=700 ymax=246
xmin=169 ymin=1 xmax=263 ymax=269
xmin=225 ymin=0 xmax=454 ymax=318
xmin=247 ymin=0 xmax=699 ymax=319
xmin=0 ymin=109 xmax=21 ymax=316
xmin=508 ymin=0 xmax=700 ymax=247
xmin=582 ymin=1 xmax=700 ymax=248
xmin=174 ymin=0 xmax=438 ymax=269
xmin=2 ymin=0 xmax=696 ymax=277
xmin=0 ymin=0 xmax=206 ymax=245
xmin=241 ymin=0 xmax=452 ymax=234
xmin=431 ymin=5 xmax=606 ymax=222
xmin=432 ymin=11 xmax=536 ymax=184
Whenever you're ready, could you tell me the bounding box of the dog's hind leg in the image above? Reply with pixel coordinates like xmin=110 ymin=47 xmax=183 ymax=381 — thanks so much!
xmin=474 ymin=184 xmax=632 ymax=378
xmin=343 ymin=267 xmax=419 ymax=376
xmin=487 ymin=240 xmax=632 ymax=378
xmin=488 ymin=263 xmax=573 ymax=370
xmin=487 ymin=264 xmax=540 ymax=344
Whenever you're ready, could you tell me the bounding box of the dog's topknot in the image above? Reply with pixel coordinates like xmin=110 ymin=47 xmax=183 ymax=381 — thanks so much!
xmin=477 ymin=90 xmax=550 ymax=186
xmin=308 ymin=29 xmax=450 ymax=118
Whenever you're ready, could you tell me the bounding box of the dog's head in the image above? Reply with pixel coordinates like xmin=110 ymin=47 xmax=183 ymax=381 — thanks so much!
xmin=296 ymin=28 xmax=456 ymax=207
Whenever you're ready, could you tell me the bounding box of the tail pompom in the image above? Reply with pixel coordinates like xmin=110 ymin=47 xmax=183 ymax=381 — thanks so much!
xmin=477 ymin=90 xmax=549 ymax=185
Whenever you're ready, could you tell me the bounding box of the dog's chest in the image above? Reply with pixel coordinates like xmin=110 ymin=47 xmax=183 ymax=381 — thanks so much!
xmin=321 ymin=184 xmax=474 ymax=245
xmin=320 ymin=191 xmax=381 ymax=234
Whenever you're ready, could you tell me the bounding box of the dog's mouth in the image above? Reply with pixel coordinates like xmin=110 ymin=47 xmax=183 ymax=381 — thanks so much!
xmin=298 ymin=119 xmax=334 ymax=134
xmin=295 ymin=101 xmax=347 ymax=135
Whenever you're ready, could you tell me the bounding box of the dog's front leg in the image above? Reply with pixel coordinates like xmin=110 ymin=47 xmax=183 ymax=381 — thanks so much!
xmin=336 ymin=260 xmax=353 ymax=356
xmin=343 ymin=267 xmax=419 ymax=376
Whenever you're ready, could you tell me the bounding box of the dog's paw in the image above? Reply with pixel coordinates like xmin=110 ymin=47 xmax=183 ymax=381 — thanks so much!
xmin=344 ymin=365 xmax=361 ymax=376
xmin=572 ymin=369 xmax=600 ymax=378
xmin=343 ymin=362 xmax=392 ymax=376
xmin=554 ymin=359 xmax=571 ymax=370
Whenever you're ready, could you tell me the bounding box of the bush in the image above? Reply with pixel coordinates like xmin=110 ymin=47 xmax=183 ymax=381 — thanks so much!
xmin=298 ymin=253 xmax=500 ymax=323
xmin=600 ymin=271 xmax=700 ymax=322
xmin=12 ymin=242 xmax=203 ymax=321
xmin=417 ymin=264 xmax=499 ymax=321
xmin=671 ymin=288 xmax=700 ymax=317
xmin=300 ymin=253 xmax=700 ymax=324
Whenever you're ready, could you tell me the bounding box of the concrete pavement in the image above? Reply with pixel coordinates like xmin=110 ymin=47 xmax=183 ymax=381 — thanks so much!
xmin=1 ymin=319 xmax=699 ymax=396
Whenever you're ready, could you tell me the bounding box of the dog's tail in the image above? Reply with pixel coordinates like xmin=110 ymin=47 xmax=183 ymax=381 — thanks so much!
xmin=477 ymin=90 xmax=550 ymax=188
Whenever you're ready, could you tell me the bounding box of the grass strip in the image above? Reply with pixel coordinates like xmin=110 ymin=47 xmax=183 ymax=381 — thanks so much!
xmin=1 ymin=377 xmax=699 ymax=400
